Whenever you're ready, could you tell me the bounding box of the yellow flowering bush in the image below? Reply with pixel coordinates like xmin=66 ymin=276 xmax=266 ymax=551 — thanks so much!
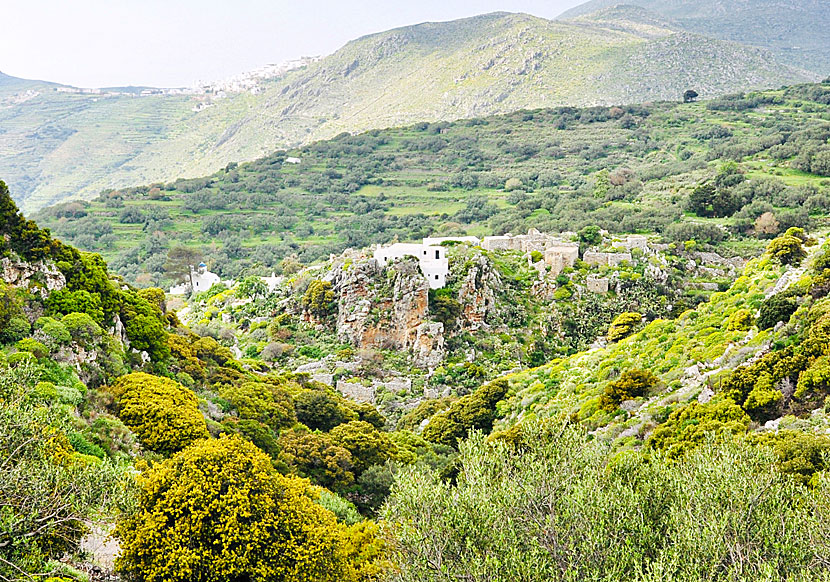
xmin=112 ymin=372 xmax=209 ymax=455
xmin=116 ymin=435 xmax=361 ymax=581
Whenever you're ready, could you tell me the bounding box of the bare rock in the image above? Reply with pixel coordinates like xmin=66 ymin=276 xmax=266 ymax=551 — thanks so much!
xmin=1 ymin=256 xmax=66 ymax=296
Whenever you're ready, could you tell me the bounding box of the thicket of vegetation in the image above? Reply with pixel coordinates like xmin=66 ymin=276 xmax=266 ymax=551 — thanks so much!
xmin=33 ymin=81 xmax=830 ymax=287
xmin=384 ymin=422 xmax=830 ymax=582
xmin=2 ymin=83 xmax=830 ymax=580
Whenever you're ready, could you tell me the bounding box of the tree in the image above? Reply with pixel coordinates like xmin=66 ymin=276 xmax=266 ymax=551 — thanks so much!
xmin=295 ymin=389 xmax=353 ymax=431
xmin=599 ymin=369 xmax=658 ymax=411
xmin=219 ymin=381 xmax=296 ymax=432
xmin=112 ymin=372 xmax=208 ymax=455
xmin=422 ymin=379 xmax=509 ymax=447
xmin=164 ymin=246 xmax=202 ymax=289
xmin=683 ymin=89 xmax=699 ymax=103
xmin=237 ymin=276 xmax=268 ymax=300
xmin=302 ymin=280 xmax=336 ymax=319
xmin=116 ymin=436 xmax=357 ymax=582
xmin=578 ymin=225 xmax=602 ymax=247
xmin=329 ymin=421 xmax=397 ymax=475
xmin=277 ymin=429 xmax=356 ymax=491
xmin=757 ymin=293 xmax=798 ymax=330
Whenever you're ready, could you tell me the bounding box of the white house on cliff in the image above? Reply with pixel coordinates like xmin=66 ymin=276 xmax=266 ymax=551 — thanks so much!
xmin=373 ymin=242 xmax=450 ymax=289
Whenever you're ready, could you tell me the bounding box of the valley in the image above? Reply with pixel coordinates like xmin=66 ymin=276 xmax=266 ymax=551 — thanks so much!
xmin=2 ymin=2 xmax=830 ymax=580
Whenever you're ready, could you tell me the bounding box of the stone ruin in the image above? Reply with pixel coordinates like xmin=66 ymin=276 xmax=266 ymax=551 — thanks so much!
xmin=544 ymin=244 xmax=580 ymax=275
xmin=482 ymin=228 xmax=571 ymax=253
xmin=336 ymin=379 xmax=376 ymax=403
xmin=586 ymin=276 xmax=610 ymax=293
xmin=582 ymin=251 xmax=633 ymax=267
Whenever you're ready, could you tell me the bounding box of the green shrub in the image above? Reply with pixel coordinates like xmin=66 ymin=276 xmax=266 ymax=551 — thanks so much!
xmin=45 ymin=289 xmax=104 ymax=325
xmin=68 ymin=432 xmax=107 ymax=460
xmin=384 ymin=422 xmax=830 ymax=581
xmin=742 ymin=372 xmax=783 ymax=421
xmin=726 ymin=308 xmax=752 ymax=331
xmin=115 ymin=436 xmax=361 ymax=582
xmin=607 ymin=312 xmax=642 ymax=342
xmin=7 ymin=351 xmax=37 ymax=368
xmin=61 ymin=312 xmax=103 ymax=345
xmin=1 ymin=317 xmax=31 ymax=344
xmin=329 ymin=421 xmax=397 ymax=475
xmin=35 ymin=317 xmax=71 ymax=349
xmin=302 ymin=280 xmax=336 ymax=319
xmin=599 ymin=369 xmax=657 ymax=411
xmin=422 ymin=379 xmax=509 ymax=447
xmin=16 ymin=338 xmax=49 ymax=359
xmin=56 ymin=385 xmax=84 ymax=406
xmin=32 ymin=380 xmax=57 ymax=397
xmin=647 ymin=398 xmax=750 ymax=459
xmin=316 ymin=488 xmax=363 ymax=525
xmin=766 ymin=234 xmax=807 ymax=266
xmin=219 ymin=381 xmax=296 ymax=432
xmin=757 ymin=294 xmax=798 ymax=329
xmin=294 ymin=389 xmax=353 ymax=431
xmin=277 ymin=429 xmax=356 ymax=490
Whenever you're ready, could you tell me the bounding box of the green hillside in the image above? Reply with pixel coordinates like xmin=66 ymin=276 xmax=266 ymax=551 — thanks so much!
xmin=2 ymin=9 xmax=817 ymax=213
xmin=560 ymin=0 xmax=830 ymax=74
xmin=35 ymin=81 xmax=830 ymax=288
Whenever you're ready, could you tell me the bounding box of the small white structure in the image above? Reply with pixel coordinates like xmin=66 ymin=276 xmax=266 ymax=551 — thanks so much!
xmin=284 ymin=157 xmax=301 ymax=164
xmin=373 ymin=242 xmax=449 ymax=289
xmin=169 ymin=263 xmax=222 ymax=295
xmin=261 ymin=273 xmax=284 ymax=293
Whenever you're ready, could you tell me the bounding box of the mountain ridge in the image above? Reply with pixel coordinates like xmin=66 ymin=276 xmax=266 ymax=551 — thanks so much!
xmin=559 ymin=0 xmax=830 ymax=74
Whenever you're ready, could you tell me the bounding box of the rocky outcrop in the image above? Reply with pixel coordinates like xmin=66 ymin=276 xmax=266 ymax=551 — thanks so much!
xmin=330 ymin=257 xmax=445 ymax=368
xmin=412 ymin=322 xmax=444 ymax=369
xmin=0 ymin=255 xmax=65 ymax=296
xmin=456 ymin=254 xmax=501 ymax=332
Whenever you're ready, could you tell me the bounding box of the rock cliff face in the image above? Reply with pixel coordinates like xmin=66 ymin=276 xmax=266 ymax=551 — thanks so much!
xmin=0 ymin=255 xmax=66 ymax=296
xmin=455 ymin=254 xmax=501 ymax=332
xmin=329 ymin=257 xmax=445 ymax=368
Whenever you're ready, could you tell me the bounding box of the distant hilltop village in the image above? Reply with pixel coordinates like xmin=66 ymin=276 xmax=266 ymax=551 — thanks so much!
xmin=170 ymin=229 xmax=661 ymax=296
xmin=49 ymin=57 xmax=320 ymax=100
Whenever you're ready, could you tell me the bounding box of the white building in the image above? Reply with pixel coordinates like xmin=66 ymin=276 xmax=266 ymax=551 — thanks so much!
xmin=261 ymin=273 xmax=284 ymax=293
xmin=373 ymin=242 xmax=449 ymax=289
xmin=169 ymin=263 xmax=222 ymax=295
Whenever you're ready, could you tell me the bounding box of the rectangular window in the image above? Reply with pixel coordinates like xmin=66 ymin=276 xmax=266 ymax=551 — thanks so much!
xmin=435 ymin=250 xmax=440 ymax=259
xmin=435 ymin=275 xmax=439 ymax=280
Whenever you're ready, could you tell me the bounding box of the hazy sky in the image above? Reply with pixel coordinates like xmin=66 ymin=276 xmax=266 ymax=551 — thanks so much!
xmin=1 ymin=0 xmax=587 ymax=88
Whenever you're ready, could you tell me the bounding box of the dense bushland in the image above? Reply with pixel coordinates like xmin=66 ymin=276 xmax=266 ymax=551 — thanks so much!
xmin=384 ymin=422 xmax=830 ymax=582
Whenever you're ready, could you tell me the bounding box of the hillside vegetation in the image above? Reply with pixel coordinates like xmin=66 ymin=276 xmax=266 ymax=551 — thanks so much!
xmin=35 ymin=80 xmax=830 ymax=288
xmin=3 ymin=7 xmax=817 ymax=212
xmin=3 ymin=171 xmax=830 ymax=577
